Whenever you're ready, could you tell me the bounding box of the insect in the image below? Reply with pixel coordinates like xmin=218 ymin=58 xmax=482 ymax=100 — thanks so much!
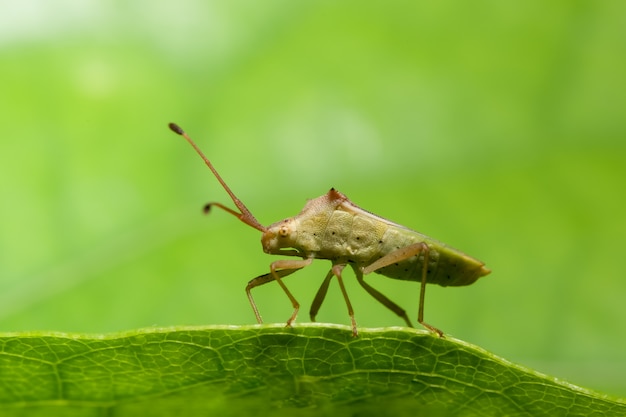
xmin=169 ymin=123 xmax=490 ymax=337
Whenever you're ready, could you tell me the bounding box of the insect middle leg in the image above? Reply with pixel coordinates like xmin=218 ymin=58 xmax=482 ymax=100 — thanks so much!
xmin=246 ymin=258 xmax=312 ymax=327
xmin=309 ymin=264 xmax=358 ymax=336
xmin=361 ymin=242 xmax=444 ymax=337
xmin=309 ymin=269 xmax=334 ymax=323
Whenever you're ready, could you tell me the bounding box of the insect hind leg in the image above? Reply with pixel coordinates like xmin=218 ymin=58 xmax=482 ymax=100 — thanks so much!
xmin=352 ymin=264 xmax=413 ymax=328
xmin=361 ymin=242 xmax=444 ymax=337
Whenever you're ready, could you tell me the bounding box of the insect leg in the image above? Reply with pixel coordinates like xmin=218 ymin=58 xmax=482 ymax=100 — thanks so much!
xmin=331 ymin=264 xmax=358 ymax=336
xmin=352 ymin=265 xmax=413 ymax=328
xmin=246 ymin=268 xmax=301 ymax=324
xmin=362 ymin=242 xmax=443 ymax=337
xmin=415 ymin=247 xmax=444 ymax=337
xmin=310 ymin=265 xmax=358 ymax=336
xmin=309 ymin=269 xmax=335 ymax=322
xmin=259 ymin=258 xmax=313 ymax=327
xmin=362 ymin=242 xmax=424 ymax=275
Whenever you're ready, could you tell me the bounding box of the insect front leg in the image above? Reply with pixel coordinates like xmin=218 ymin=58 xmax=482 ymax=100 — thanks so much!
xmin=362 ymin=242 xmax=444 ymax=337
xmin=246 ymin=258 xmax=313 ymax=327
xmin=246 ymin=269 xmax=300 ymax=324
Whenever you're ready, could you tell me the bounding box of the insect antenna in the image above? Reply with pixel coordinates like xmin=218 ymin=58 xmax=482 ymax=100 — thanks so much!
xmin=169 ymin=122 xmax=267 ymax=232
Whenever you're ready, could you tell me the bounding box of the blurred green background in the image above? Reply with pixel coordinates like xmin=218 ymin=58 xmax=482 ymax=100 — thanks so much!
xmin=1 ymin=0 xmax=625 ymax=398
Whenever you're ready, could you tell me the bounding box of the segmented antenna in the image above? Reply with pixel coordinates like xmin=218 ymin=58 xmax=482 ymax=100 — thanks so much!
xmin=169 ymin=123 xmax=267 ymax=232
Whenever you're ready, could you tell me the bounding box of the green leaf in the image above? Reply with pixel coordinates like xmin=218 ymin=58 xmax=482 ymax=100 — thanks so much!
xmin=0 ymin=325 xmax=623 ymax=416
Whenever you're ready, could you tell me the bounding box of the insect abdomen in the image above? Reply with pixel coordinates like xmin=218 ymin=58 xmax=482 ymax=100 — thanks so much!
xmin=373 ymin=227 xmax=431 ymax=281
xmin=429 ymin=244 xmax=489 ymax=287
xmin=374 ymin=227 xmax=488 ymax=287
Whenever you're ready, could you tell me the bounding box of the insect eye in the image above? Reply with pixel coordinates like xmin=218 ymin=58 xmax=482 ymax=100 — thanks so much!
xmin=279 ymin=226 xmax=289 ymax=237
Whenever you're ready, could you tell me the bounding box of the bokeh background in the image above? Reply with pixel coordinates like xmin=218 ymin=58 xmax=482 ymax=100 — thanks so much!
xmin=1 ymin=0 xmax=625 ymax=398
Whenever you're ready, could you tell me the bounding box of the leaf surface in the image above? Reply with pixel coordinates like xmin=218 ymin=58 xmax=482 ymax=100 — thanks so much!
xmin=0 ymin=325 xmax=623 ymax=417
